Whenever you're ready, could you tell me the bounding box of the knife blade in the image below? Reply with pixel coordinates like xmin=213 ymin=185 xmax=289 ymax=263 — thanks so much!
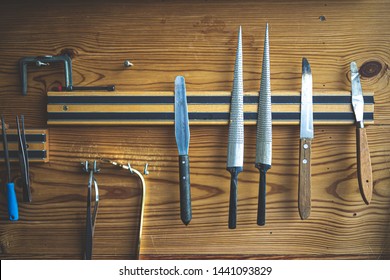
xmin=255 ymin=23 xmax=272 ymax=226
xmin=226 ymin=26 xmax=244 ymax=229
xmin=174 ymin=75 xmax=192 ymax=225
xmin=351 ymin=62 xmax=373 ymax=204
xmin=298 ymin=57 xmax=313 ymax=220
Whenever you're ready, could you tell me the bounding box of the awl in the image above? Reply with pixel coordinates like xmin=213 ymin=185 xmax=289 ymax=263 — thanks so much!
xmin=255 ymin=23 xmax=272 ymax=226
xmin=174 ymin=76 xmax=192 ymax=225
xmin=351 ymin=62 xmax=373 ymax=204
xmin=298 ymin=58 xmax=313 ymax=220
xmin=226 ymin=27 xmax=244 ymax=229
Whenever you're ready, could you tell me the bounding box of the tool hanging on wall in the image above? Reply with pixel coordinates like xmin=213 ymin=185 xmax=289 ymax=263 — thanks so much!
xmin=226 ymin=26 xmax=244 ymax=229
xmin=19 ymin=54 xmax=115 ymax=96
xmin=1 ymin=116 xmax=19 ymax=221
xmin=298 ymin=58 xmax=314 ymax=220
xmin=255 ymin=23 xmax=272 ymax=226
xmin=174 ymin=76 xmax=192 ymax=226
xmin=351 ymin=62 xmax=373 ymax=204
xmin=82 ymin=160 xmax=100 ymax=260
xmin=16 ymin=115 xmax=32 ymax=203
xmin=100 ymin=159 xmax=147 ymax=260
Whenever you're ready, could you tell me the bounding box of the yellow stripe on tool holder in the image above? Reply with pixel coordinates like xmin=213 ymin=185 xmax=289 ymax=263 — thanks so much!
xmin=0 ymin=129 xmax=49 ymax=162
xmin=47 ymin=90 xmax=374 ymax=126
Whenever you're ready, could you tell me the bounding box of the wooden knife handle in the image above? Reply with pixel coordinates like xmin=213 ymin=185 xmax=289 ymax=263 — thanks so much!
xmin=356 ymin=127 xmax=373 ymax=204
xmin=299 ymin=138 xmax=312 ymax=220
xmin=179 ymin=155 xmax=192 ymax=225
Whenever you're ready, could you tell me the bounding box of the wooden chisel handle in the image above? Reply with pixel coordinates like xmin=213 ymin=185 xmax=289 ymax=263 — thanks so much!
xmin=299 ymin=138 xmax=312 ymax=220
xmin=356 ymin=127 xmax=373 ymax=204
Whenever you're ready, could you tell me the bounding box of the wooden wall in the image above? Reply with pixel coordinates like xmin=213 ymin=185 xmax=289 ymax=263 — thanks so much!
xmin=0 ymin=0 xmax=389 ymax=259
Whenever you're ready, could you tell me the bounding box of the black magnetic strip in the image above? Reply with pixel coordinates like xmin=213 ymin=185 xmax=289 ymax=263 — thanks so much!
xmin=0 ymin=134 xmax=47 ymax=143
xmin=48 ymin=95 xmax=374 ymax=105
xmin=48 ymin=112 xmax=374 ymax=121
xmin=0 ymin=150 xmax=47 ymax=159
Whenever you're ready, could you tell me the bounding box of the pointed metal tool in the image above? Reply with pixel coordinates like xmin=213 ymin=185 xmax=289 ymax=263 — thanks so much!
xmin=226 ymin=26 xmax=244 ymax=229
xmin=255 ymin=23 xmax=272 ymax=226
xmin=174 ymin=76 xmax=192 ymax=225
xmin=351 ymin=62 xmax=373 ymax=204
xmin=298 ymin=58 xmax=313 ymax=220
xmin=16 ymin=115 xmax=31 ymax=203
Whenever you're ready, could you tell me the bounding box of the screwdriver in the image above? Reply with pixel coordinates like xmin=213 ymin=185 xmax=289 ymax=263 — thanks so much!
xmin=1 ymin=116 xmax=19 ymax=221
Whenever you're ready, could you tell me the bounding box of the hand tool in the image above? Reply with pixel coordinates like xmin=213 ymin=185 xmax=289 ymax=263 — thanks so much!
xmin=255 ymin=23 xmax=272 ymax=226
xmin=351 ymin=61 xmax=373 ymax=204
xmin=298 ymin=58 xmax=313 ymax=220
xmin=19 ymin=55 xmax=72 ymax=96
xmin=82 ymin=160 xmax=99 ymax=260
xmin=226 ymin=26 xmax=244 ymax=229
xmin=20 ymin=54 xmax=115 ymax=95
xmin=16 ymin=115 xmax=31 ymax=203
xmin=174 ymin=76 xmax=192 ymax=225
xmin=101 ymin=158 xmax=147 ymax=260
xmin=1 ymin=116 xmax=19 ymax=221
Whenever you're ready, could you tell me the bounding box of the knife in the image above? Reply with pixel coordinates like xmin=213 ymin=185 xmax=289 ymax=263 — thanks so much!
xmin=226 ymin=26 xmax=244 ymax=229
xmin=351 ymin=62 xmax=373 ymax=204
xmin=298 ymin=58 xmax=313 ymax=220
xmin=255 ymin=23 xmax=272 ymax=226
xmin=174 ymin=75 xmax=192 ymax=225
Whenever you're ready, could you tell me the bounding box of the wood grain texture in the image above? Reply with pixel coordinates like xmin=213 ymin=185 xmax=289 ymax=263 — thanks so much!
xmin=299 ymin=138 xmax=312 ymax=220
xmin=0 ymin=0 xmax=389 ymax=260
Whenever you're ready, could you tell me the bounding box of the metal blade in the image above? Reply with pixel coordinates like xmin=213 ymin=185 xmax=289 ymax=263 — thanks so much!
xmin=300 ymin=58 xmax=313 ymax=139
xmin=256 ymin=23 xmax=272 ymax=166
xmin=174 ymin=76 xmax=190 ymax=156
xmin=351 ymin=62 xmax=364 ymax=123
xmin=227 ymin=26 xmax=244 ymax=168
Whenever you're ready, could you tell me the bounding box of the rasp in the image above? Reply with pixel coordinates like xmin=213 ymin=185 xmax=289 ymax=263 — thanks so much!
xmin=351 ymin=62 xmax=373 ymax=204
xmin=174 ymin=75 xmax=192 ymax=225
xmin=298 ymin=58 xmax=313 ymax=220
xmin=255 ymin=23 xmax=272 ymax=226
xmin=226 ymin=26 xmax=244 ymax=229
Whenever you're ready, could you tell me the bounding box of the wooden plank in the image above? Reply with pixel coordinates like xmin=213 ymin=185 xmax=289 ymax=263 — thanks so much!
xmin=0 ymin=0 xmax=389 ymax=260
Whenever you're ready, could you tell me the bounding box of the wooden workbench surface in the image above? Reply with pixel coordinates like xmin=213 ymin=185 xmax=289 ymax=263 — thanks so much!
xmin=0 ymin=0 xmax=389 ymax=259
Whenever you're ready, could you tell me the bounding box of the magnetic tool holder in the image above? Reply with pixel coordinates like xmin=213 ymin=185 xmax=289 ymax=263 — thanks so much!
xmin=46 ymin=90 xmax=374 ymax=125
xmin=19 ymin=54 xmax=115 ymax=96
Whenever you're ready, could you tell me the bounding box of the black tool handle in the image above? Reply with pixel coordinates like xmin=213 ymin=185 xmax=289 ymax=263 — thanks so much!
xmin=179 ymin=155 xmax=191 ymax=225
xmin=227 ymin=167 xmax=243 ymax=229
xmin=67 ymin=85 xmax=115 ymax=91
xmin=256 ymin=163 xmax=271 ymax=226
